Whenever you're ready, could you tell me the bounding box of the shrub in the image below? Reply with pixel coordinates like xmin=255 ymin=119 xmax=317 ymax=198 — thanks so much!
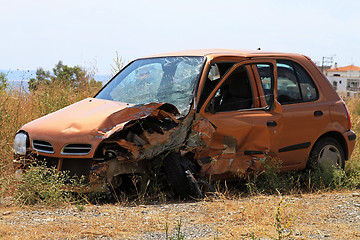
xmin=14 ymin=163 xmax=87 ymax=206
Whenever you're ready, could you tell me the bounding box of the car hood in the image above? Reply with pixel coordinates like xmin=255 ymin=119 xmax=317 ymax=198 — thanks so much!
xmin=21 ymin=98 xmax=179 ymax=158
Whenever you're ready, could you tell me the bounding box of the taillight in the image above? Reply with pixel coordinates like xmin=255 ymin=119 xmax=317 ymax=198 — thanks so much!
xmin=344 ymin=103 xmax=352 ymax=130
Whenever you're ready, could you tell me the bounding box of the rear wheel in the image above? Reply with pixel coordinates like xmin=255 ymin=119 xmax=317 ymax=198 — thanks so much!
xmin=309 ymin=137 xmax=345 ymax=170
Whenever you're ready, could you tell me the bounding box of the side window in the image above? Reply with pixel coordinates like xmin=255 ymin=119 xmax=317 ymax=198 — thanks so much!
xmin=212 ymin=65 xmax=254 ymax=112
xmin=198 ymin=62 xmax=235 ymax=108
xmin=276 ymin=60 xmax=318 ymax=104
xmin=256 ymin=64 xmax=274 ymax=106
xmin=294 ymin=63 xmax=318 ymax=101
xmin=277 ymin=62 xmax=301 ymax=104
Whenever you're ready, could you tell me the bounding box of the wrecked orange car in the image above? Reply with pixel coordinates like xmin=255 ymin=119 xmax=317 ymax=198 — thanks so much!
xmin=13 ymin=50 xmax=356 ymax=198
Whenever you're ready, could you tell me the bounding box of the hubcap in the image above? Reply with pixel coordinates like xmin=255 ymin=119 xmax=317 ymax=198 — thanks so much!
xmin=317 ymin=144 xmax=341 ymax=170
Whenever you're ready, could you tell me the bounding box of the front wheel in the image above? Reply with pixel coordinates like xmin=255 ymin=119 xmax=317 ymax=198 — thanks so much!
xmin=309 ymin=137 xmax=345 ymax=171
xmin=163 ymin=153 xmax=203 ymax=199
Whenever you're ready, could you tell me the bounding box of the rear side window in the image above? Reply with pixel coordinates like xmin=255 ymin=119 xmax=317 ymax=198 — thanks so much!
xmin=276 ymin=60 xmax=318 ymax=104
xmin=294 ymin=63 xmax=318 ymax=101
xmin=277 ymin=62 xmax=302 ymax=104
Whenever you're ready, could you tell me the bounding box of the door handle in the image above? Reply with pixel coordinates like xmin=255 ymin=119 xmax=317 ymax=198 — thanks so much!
xmin=267 ymin=121 xmax=277 ymax=127
xmin=245 ymin=150 xmax=264 ymax=155
xmin=314 ymin=110 xmax=323 ymax=117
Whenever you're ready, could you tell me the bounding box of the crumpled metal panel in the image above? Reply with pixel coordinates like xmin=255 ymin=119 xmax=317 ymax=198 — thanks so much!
xmin=100 ymin=104 xmax=192 ymax=163
xmin=187 ymin=115 xmax=274 ymax=179
xmin=97 ymin=103 xmax=180 ymax=139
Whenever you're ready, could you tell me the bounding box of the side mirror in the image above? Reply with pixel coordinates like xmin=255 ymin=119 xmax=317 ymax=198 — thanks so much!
xmin=208 ymin=64 xmax=220 ymax=81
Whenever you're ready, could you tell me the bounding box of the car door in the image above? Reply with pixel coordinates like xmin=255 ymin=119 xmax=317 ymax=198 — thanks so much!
xmin=274 ymin=59 xmax=327 ymax=170
xmin=195 ymin=59 xmax=283 ymax=179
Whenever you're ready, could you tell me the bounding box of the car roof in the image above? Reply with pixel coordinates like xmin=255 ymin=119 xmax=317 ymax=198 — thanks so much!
xmin=142 ymin=49 xmax=305 ymax=59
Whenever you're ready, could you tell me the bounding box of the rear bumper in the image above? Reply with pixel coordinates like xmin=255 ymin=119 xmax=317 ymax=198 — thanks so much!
xmin=343 ymin=130 xmax=356 ymax=160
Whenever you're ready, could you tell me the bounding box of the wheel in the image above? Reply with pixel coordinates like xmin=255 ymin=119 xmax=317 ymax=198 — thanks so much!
xmin=309 ymin=137 xmax=345 ymax=171
xmin=105 ymin=175 xmax=123 ymax=202
xmin=105 ymin=174 xmax=147 ymax=202
xmin=163 ymin=153 xmax=203 ymax=199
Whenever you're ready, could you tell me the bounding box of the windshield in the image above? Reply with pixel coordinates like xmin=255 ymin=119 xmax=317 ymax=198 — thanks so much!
xmin=96 ymin=56 xmax=205 ymax=115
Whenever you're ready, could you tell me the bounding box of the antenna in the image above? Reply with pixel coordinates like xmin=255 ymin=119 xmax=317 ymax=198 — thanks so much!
xmin=321 ymin=55 xmax=335 ymax=73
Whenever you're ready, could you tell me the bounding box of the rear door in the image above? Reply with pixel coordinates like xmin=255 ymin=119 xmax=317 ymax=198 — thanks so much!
xmin=274 ymin=59 xmax=326 ymax=170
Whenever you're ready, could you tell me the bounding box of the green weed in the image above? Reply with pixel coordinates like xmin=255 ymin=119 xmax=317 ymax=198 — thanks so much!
xmin=250 ymin=197 xmax=293 ymax=240
xmin=245 ymin=153 xmax=360 ymax=196
xmin=13 ymin=163 xmax=88 ymax=206
xmin=165 ymin=218 xmax=185 ymax=240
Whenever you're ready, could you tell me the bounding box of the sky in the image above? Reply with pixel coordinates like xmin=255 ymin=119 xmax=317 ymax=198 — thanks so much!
xmin=0 ymin=0 xmax=359 ymax=75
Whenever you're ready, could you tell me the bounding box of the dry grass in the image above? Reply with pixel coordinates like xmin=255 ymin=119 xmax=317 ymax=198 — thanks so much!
xmin=0 ymin=191 xmax=359 ymax=239
xmin=345 ymin=97 xmax=360 ymax=169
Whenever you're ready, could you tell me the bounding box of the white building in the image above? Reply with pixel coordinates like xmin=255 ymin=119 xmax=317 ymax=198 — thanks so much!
xmin=326 ymin=64 xmax=360 ymax=98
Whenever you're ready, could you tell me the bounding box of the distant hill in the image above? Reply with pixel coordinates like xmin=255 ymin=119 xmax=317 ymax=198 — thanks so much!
xmin=0 ymin=69 xmax=111 ymax=82
xmin=0 ymin=69 xmax=111 ymax=90
xmin=0 ymin=69 xmax=36 ymax=81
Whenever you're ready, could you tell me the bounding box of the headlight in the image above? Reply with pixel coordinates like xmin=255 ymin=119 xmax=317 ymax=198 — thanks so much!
xmin=13 ymin=132 xmax=28 ymax=155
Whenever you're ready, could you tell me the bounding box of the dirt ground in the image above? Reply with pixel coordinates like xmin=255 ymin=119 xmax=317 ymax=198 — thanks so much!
xmin=0 ymin=190 xmax=360 ymax=239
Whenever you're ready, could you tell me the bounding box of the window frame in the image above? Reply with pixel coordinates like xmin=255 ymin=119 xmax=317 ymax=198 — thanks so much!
xmin=252 ymin=63 xmax=276 ymax=109
xmin=201 ymin=60 xmax=276 ymax=114
xmin=197 ymin=61 xmax=237 ymax=110
xmin=276 ymin=59 xmax=319 ymax=105
xmin=211 ymin=64 xmax=255 ymax=112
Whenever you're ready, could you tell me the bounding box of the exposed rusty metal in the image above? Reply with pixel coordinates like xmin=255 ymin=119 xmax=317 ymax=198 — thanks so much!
xmin=99 ymin=103 xmax=192 ymax=163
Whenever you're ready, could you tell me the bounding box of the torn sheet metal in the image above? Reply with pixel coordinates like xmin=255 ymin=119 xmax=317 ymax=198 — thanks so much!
xmin=97 ymin=102 xmax=180 ymax=139
xmin=100 ymin=106 xmax=193 ymax=162
xmin=87 ymin=104 xmax=194 ymax=189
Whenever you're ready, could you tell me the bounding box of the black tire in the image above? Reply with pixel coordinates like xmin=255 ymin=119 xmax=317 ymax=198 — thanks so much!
xmin=105 ymin=175 xmax=123 ymax=203
xmin=105 ymin=174 xmax=147 ymax=202
xmin=163 ymin=153 xmax=202 ymax=199
xmin=309 ymin=137 xmax=345 ymax=170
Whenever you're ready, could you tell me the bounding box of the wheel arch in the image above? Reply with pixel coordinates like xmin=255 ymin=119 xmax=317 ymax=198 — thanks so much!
xmin=311 ymin=131 xmax=349 ymax=160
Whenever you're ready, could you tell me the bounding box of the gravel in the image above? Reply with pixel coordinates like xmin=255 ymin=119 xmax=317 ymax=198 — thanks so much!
xmin=1 ymin=191 xmax=360 ymax=239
